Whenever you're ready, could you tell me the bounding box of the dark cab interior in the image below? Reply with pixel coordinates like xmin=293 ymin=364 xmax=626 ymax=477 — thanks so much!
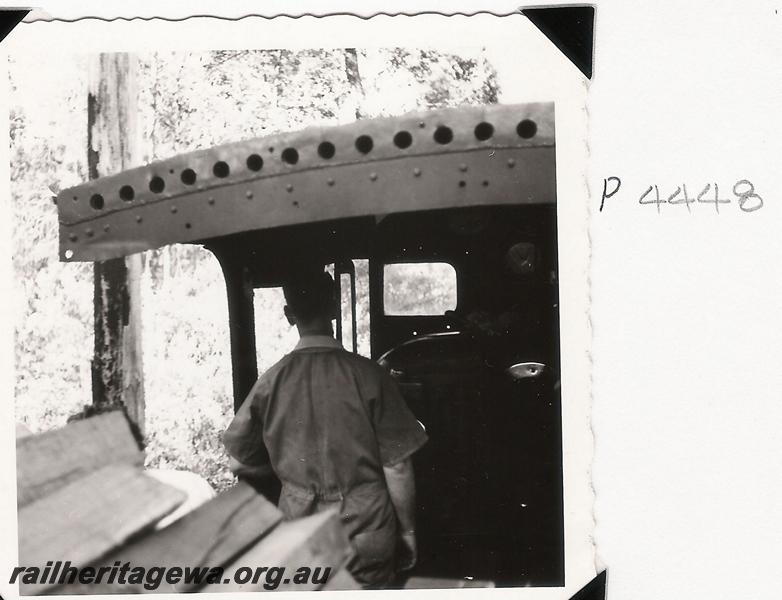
xmin=206 ymin=203 xmax=563 ymax=586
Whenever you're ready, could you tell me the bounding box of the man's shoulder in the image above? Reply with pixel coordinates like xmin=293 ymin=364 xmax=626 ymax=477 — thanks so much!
xmin=256 ymin=349 xmax=390 ymax=392
xmin=254 ymin=353 xmax=297 ymax=390
xmin=285 ymin=347 xmax=387 ymax=378
xmin=335 ymin=351 xmax=390 ymax=380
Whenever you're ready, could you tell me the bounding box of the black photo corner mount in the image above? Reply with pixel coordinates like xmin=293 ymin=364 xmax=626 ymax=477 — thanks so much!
xmin=568 ymin=570 xmax=607 ymax=600
xmin=0 ymin=9 xmax=29 ymax=45
xmin=522 ymin=5 xmax=594 ymax=79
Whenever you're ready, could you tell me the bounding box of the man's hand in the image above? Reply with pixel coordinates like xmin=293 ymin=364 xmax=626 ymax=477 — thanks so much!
xmin=398 ymin=530 xmax=417 ymax=571
xmin=228 ymin=456 xmax=273 ymax=481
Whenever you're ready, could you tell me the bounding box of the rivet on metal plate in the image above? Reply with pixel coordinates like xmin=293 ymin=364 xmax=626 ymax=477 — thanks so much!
xmin=246 ymin=190 xmax=254 ymax=199
xmin=286 ymin=184 xmax=294 ymax=193
xmin=413 ymin=168 xmax=422 ymax=177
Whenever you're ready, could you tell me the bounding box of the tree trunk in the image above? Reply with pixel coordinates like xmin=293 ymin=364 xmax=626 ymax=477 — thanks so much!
xmin=88 ymin=53 xmax=145 ymax=435
xmin=344 ymin=48 xmax=365 ymax=120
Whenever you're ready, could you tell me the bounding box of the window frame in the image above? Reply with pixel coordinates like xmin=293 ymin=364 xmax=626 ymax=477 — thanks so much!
xmin=381 ymin=260 xmax=459 ymax=317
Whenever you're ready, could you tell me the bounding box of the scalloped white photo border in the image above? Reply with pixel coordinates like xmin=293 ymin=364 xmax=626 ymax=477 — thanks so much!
xmin=0 ymin=12 xmax=594 ymax=599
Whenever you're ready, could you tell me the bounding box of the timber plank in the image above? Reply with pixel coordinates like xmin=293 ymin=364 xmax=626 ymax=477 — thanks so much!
xmin=53 ymin=481 xmax=282 ymax=595
xmin=198 ymin=509 xmax=350 ymax=593
xmin=19 ymin=464 xmax=185 ymax=595
xmin=16 ymin=411 xmax=143 ymax=507
xmin=321 ymin=567 xmax=362 ymax=591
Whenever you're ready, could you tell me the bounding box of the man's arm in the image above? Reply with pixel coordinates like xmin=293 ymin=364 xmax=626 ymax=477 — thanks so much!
xmin=383 ymin=457 xmax=417 ymax=570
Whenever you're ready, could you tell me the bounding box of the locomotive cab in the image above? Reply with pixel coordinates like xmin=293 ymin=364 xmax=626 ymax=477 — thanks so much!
xmin=57 ymin=103 xmax=563 ymax=586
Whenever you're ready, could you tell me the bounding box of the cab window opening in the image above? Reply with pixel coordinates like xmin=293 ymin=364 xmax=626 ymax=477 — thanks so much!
xmin=383 ymin=262 xmax=458 ymax=317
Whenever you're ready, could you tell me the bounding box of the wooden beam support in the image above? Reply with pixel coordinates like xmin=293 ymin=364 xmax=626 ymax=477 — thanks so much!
xmin=88 ymin=53 xmax=145 ymax=433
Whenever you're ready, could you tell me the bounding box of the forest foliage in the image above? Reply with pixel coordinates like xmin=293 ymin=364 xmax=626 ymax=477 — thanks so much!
xmin=11 ymin=48 xmax=498 ymax=491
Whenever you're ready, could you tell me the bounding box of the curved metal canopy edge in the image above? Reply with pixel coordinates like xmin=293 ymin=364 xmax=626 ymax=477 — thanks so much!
xmin=57 ymin=102 xmax=555 ymax=262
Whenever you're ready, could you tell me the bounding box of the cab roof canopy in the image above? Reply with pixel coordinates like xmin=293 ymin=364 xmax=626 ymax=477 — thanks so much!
xmin=57 ymin=102 xmax=555 ymax=263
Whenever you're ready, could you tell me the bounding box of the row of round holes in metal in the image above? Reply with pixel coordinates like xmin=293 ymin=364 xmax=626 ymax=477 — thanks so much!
xmin=70 ymin=172 xmax=501 ymax=243
xmin=86 ymin=119 xmax=538 ymax=210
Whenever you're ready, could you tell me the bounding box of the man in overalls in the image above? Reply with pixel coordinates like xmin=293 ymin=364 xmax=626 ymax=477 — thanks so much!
xmin=223 ymin=267 xmax=428 ymax=587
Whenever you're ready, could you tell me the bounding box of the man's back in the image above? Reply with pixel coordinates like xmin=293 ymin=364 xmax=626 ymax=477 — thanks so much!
xmin=224 ymin=335 xmax=427 ymax=586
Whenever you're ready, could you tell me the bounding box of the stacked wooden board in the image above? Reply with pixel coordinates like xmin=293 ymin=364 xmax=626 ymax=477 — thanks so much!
xmin=15 ymin=411 xmax=359 ymax=594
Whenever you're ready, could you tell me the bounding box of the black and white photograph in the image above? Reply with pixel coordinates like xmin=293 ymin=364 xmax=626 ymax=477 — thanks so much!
xmin=2 ymin=12 xmax=594 ymax=598
xmin=4 ymin=3 xmax=782 ymax=600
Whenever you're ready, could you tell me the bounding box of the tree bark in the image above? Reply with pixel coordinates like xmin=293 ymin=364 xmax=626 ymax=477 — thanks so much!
xmin=344 ymin=48 xmax=365 ymax=120
xmin=88 ymin=53 xmax=145 ymax=434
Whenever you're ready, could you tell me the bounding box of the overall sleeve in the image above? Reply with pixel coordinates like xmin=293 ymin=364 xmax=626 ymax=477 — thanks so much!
xmin=372 ymin=368 xmax=428 ymax=467
xmin=223 ymin=380 xmax=270 ymax=466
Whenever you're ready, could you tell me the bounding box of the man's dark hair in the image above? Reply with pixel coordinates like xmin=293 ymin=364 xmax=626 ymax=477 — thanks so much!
xmin=282 ymin=268 xmax=336 ymax=321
